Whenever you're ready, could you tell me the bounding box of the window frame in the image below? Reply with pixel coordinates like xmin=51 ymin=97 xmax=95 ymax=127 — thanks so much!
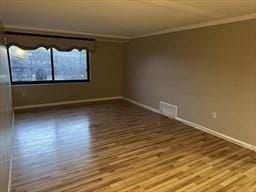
xmin=7 ymin=46 xmax=90 ymax=85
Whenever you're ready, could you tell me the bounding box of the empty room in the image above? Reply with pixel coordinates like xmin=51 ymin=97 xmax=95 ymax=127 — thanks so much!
xmin=0 ymin=1 xmax=256 ymax=192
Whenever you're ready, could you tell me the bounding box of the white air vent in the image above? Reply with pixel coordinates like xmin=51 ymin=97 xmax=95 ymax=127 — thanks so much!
xmin=160 ymin=101 xmax=177 ymax=119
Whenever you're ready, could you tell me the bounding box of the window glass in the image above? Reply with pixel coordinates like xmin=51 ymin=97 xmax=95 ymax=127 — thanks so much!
xmin=9 ymin=46 xmax=52 ymax=82
xmin=52 ymin=49 xmax=88 ymax=81
xmin=8 ymin=46 xmax=89 ymax=84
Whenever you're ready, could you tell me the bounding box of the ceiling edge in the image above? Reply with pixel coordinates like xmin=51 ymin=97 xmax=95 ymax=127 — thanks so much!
xmin=132 ymin=13 xmax=256 ymax=39
xmin=3 ymin=25 xmax=131 ymax=43
xmin=3 ymin=13 xmax=256 ymax=42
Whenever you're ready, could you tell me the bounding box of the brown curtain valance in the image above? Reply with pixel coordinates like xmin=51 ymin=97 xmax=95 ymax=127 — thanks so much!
xmin=5 ymin=32 xmax=96 ymax=52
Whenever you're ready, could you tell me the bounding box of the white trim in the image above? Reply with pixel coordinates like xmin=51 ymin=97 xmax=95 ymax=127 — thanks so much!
xmin=8 ymin=112 xmax=14 ymax=192
xmin=3 ymin=25 xmax=130 ymax=42
xmin=122 ymin=97 xmax=160 ymax=114
xmin=175 ymin=117 xmax=256 ymax=152
xmin=14 ymin=96 xmax=123 ymax=110
xmin=123 ymin=97 xmax=256 ymax=152
xmin=132 ymin=13 xmax=256 ymax=39
xmin=4 ymin=14 xmax=256 ymax=41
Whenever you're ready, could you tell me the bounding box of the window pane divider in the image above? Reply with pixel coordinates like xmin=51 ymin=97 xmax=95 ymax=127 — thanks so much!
xmin=50 ymin=48 xmax=55 ymax=81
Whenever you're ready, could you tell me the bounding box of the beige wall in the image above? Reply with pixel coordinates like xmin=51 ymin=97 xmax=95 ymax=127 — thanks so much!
xmin=124 ymin=19 xmax=256 ymax=146
xmin=0 ymin=21 xmax=13 ymax=192
xmin=10 ymin=19 xmax=256 ymax=147
xmin=12 ymin=41 xmax=124 ymax=106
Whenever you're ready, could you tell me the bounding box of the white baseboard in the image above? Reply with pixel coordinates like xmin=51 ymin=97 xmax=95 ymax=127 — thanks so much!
xmin=122 ymin=97 xmax=160 ymax=114
xmin=14 ymin=96 xmax=123 ymax=110
xmin=8 ymin=112 xmax=15 ymax=192
xmin=175 ymin=117 xmax=256 ymax=152
xmin=123 ymin=97 xmax=256 ymax=152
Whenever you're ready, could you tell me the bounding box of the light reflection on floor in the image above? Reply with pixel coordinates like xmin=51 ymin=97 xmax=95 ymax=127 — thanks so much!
xmin=13 ymin=112 xmax=92 ymax=172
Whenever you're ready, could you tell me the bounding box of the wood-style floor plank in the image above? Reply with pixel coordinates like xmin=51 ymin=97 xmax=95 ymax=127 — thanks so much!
xmin=11 ymin=100 xmax=256 ymax=192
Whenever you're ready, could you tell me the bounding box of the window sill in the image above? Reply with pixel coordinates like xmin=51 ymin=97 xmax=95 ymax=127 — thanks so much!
xmin=11 ymin=80 xmax=90 ymax=86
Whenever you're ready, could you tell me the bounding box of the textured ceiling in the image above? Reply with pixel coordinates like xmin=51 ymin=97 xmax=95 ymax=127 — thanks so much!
xmin=0 ymin=0 xmax=255 ymax=39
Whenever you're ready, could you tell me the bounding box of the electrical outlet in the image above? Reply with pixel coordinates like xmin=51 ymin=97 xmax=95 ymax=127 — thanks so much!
xmin=212 ymin=112 xmax=217 ymax=119
xmin=21 ymin=91 xmax=27 ymax=97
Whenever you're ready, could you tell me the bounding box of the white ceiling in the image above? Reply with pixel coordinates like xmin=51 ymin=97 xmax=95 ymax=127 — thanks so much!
xmin=0 ymin=0 xmax=255 ymax=39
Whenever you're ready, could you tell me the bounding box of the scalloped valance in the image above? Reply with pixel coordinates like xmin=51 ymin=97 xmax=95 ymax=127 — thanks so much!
xmin=5 ymin=32 xmax=96 ymax=52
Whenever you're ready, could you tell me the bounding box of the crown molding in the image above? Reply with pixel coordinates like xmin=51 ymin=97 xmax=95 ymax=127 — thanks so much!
xmin=132 ymin=13 xmax=256 ymax=39
xmin=3 ymin=25 xmax=130 ymax=43
xmin=3 ymin=13 xmax=256 ymax=42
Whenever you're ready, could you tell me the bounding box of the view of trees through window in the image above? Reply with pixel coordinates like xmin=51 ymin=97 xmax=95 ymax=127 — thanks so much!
xmin=9 ymin=46 xmax=88 ymax=83
xmin=9 ymin=46 xmax=52 ymax=82
xmin=53 ymin=49 xmax=87 ymax=80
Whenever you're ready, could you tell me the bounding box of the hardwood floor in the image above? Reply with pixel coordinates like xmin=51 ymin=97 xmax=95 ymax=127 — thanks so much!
xmin=11 ymin=100 xmax=256 ymax=192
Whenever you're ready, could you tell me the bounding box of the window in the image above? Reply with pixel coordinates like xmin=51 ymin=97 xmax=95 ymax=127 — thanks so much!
xmin=8 ymin=46 xmax=90 ymax=84
xmin=9 ymin=46 xmax=52 ymax=82
xmin=53 ymin=49 xmax=88 ymax=81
